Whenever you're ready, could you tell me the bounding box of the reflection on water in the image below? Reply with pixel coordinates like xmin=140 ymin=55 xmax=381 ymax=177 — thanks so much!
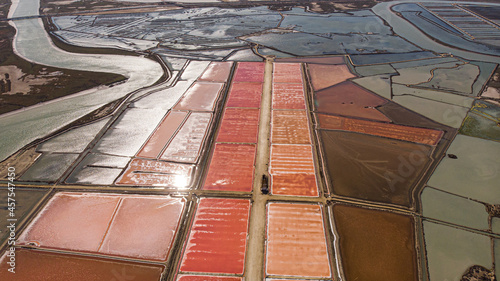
xmin=0 ymin=0 xmax=163 ymax=161
xmin=173 ymin=174 xmax=189 ymax=189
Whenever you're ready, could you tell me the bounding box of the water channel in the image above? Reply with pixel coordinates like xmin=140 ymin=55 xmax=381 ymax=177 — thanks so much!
xmin=0 ymin=0 xmax=164 ymax=161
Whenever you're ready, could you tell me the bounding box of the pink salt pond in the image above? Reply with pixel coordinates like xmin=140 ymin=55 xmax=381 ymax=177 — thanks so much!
xmin=266 ymin=203 xmax=331 ymax=278
xmin=160 ymin=112 xmax=212 ymax=163
xmin=271 ymin=110 xmax=311 ymax=145
xmin=17 ymin=192 xmax=185 ymax=261
xmin=173 ymin=82 xmax=224 ymax=112
xmin=269 ymin=144 xmax=319 ymax=197
xmin=233 ymin=62 xmax=265 ymax=83
xmin=179 ymin=198 xmax=251 ymax=275
xmin=273 ymin=63 xmax=303 ymax=84
xmin=198 ymin=61 xmax=233 ymax=83
xmin=116 ymin=158 xmax=194 ymax=187
xmin=137 ymin=111 xmax=187 ymax=159
xmin=272 ymin=83 xmax=306 ymax=110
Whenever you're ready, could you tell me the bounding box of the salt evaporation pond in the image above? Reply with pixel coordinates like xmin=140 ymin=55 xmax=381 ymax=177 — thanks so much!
xmin=0 ymin=0 xmax=163 ymax=161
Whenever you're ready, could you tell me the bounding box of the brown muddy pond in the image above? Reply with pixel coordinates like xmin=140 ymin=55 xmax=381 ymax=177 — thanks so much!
xmin=0 ymin=249 xmax=164 ymax=281
xmin=320 ymin=130 xmax=433 ymax=207
xmin=332 ymin=204 xmax=418 ymax=281
xmin=314 ymin=81 xmax=390 ymax=122
xmin=307 ymin=64 xmax=355 ymax=91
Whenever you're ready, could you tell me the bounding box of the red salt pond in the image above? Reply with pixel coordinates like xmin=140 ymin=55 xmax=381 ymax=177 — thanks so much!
xmin=17 ymin=193 xmax=185 ymax=261
xmin=269 ymin=144 xmax=318 ymax=197
xmin=308 ymin=64 xmax=355 ymax=91
xmin=177 ymin=275 xmax=242 ymax=281
xmin=273 ymin=63 xmax=303 ymax=84
xmin=198 ymin=62 xmax=233 ymax=83
xmin=317 ymin=114 xmax=443 ymax=146
xmin=266 ymin=203 xmax=331 ymax=278
xmin=272 ymin=110 xmax=311 ymax=144
xmin=216 ymin=108 xmax=260 ymax=143
xmin=315 ymin=81 xmax=391 ymax=122
xmin=266 ymin=278 xmax=314 ymax=281
xmin=272 ymin=83 xmax=306 ymax=110
xmin=173 ymin=82 xmax=224 ymax=112
xmin=226 ymin=82 xmax=262 ymax=108
xmin=117 ymin=158 xmax=194 ymax=187
xmin=203 ymin=143 xmax=256 ymax=192
xmin=160 ymin=112 xmax=212 ymax=163
xmin=179 ymin=198 xmax=250 ymax=275
xmin=0 ymin=249 xmax=164 ymax=281
xmin=233 ymin=62 xmax=265 ymax=83
xmin=137 ymin=111 xmax=187 ymax=159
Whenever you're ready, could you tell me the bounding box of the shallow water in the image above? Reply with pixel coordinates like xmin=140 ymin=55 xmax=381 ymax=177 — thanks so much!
xmin=307 ymin=64 xmax=355 ymax=91
xmin=355 ymin=64 xmax=397 ymax=76
xmin=93 ymin=108 xmax=167 ymax=157
xmin=427 ymin=134 xmax=500 ymax=205
xmin=424 ymin=221 xmax=492 ymax=281
xmin=20 ymin=153 xmax=79 ymax=182
xmin=350 ymin=51 xmax=437 ymax=65
xmin=1 ymin=0 xmax=163 ymax=161
xmin=160 ymin=112 xmax=212 ymax=163
xmin=459 ymin=100 xmax=500 ymax=141
xmin=0 ymin=187 xmax=48 ymax=243
xmin=37 ymin=118 xmax=110 ymax=153
xmin=226 ymin=82 xmax=263 ymax=108
xmin=314 ymin=81 xmax=390 ymax=122
xmin=421 ymin=187 xmax=489 ymax=231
